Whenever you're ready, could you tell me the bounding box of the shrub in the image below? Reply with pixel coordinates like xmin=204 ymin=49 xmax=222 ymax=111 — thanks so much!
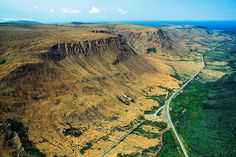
xmin=147 ymin=48 xmax=157 ymax=54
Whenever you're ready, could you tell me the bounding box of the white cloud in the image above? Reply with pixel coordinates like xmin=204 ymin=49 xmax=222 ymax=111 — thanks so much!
xmin=118 ymin=8 xmax=126 ymax=15
xmin=21 ymin=18 xmax=34 ymax=21
xmin=62 ymin=8 xmax=80 ymax=14
xmin=0 ymin=18 xmax=16 ymax=21
xmin=89 ymin=6 xmax=104 ymax=14
xmin=0 ymin=18 xmax=33 ymax=21
xmin=49 ymin=9 xmax=54 ymax=13
xmin=32 ymin=5 xmax=38 ymax=9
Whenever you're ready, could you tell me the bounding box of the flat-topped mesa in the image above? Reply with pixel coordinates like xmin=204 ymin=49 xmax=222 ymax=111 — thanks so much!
xmin=43 ymin=36 xmax=136 ymax=62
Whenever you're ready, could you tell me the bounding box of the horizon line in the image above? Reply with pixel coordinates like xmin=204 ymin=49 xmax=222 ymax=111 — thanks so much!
xmin=1 ymin=19 xmax=236 ymax=24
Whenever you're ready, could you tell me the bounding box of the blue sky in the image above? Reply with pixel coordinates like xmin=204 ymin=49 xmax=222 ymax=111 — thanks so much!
xmin=0 ymin=0 xmax=236 ymax=23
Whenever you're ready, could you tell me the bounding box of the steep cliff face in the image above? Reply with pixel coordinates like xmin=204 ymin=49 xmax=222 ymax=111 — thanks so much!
xmin=0 ymin=24 xmax=230 ymax=156
xmin=109 ymin=25 xmax=221 ymax=56
xmin=119 ymin=29 xmax=173 ymax=52
xmin=0 ymin=33 xmax=159 ymax=156
xmin=43 ymin=36 xmax=136 ymax=63
xmin=111 ymin=27 xmax=178 ymax=55
xmin=0 ymin=35 xmax=154 ymax=115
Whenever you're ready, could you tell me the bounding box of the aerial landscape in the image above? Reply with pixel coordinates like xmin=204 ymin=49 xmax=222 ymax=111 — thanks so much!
xmin=0 ymin=0 xmax=236 ymax=157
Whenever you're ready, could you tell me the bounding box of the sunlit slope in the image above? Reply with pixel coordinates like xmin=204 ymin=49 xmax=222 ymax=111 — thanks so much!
xmin=0 ymin=24 xmax=230 ymax=156
xmin=0 ymin=25 xmax=178 ymax=156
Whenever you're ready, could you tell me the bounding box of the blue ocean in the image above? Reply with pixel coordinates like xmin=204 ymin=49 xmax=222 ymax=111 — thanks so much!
xmin=120 ymin=21 xmax=236 ymax=31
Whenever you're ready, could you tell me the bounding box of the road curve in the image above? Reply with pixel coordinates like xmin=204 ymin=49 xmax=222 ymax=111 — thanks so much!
xmin=166 ymin=54 xmax=205 ymax=157
xmin=167 ymin=35 xmax=235 ymax=157
xmin=101 ymin=35 xmax=235 ymax=157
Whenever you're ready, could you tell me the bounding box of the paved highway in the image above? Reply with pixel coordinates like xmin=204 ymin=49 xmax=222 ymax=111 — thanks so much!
xmin=101 ymin=35 xmax=235 ymax=157
xmin=166 ymin=35 xmax=235 ymax=157
xmin=166 ymin=54 xmax=205 ymax=157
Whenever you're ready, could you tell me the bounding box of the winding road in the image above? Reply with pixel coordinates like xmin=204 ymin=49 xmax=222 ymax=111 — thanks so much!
xmin=101 ymin=35 xmax=235 ymax=157
xmin=167 ymin=35 xmax=235 ymax=157
xmin=166 ymin=54 xmax=205 ymax=157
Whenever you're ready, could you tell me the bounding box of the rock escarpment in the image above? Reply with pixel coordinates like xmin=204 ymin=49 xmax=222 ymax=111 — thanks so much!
xmin=116 ymin=29 xmax=175 ymax=54
xmin=0 ymin=28 xmax=158 ymax=156
xmin=44 ymin=36 xmax=136 ymax=64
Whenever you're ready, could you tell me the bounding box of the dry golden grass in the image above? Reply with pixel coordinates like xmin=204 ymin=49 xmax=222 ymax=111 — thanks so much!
xmin=202 ymin=69 xmax=226 ymax=79
xmin=114 ymin=24 xmax=158 ymax=33
xmin=0 ymin=24 xmax=223 ymax=156
xmin=106 ymin=134 xmax=159 ymax=157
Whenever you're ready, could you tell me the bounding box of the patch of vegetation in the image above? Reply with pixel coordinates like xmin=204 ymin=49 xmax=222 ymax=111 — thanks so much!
xmin=133 ymin=127 xmax=160 ymax=139
xmin=158 ymin=86 xmax=174 ymax=97
xmin=142 ymin=144 xmax=160 ymax=156
xmin=205 ymin=43 xmax=236 ymax=73
xmin=146 ymin=94 xmax=166 ymax=106
xmin=117 ymin=96 xmax=130 ymax=105
xmin=156 ymin=112 xmax=161 ymax=117
xmin=116 ymin=95 xmax=134 ymax=105
xmin=117 ymin=129 xmax=180 ymax=157
xmin=170 ymin=79 xmax=207 ymax=122
xmin=171 ymin=76 xmax=236 ymax=156
xmin=80 ymin=141 xmax=93 ymax=154
xmin=0 ymin=58 xmax=6 ymax=65
xmin=144 ymin=110 xmax=155 ymax=114
xmin=146 ymin=47 xmax=157 ymax=54
xmin=169 ymin=40 xmax=236 ymax=156
xmin=117 ymin=124 xmax=132 ymax=131
xmin=117 ymin=143 xmax=161 ymax=157
xmin=144 ymin=105 xmax=159 ymax=115
xmin=228 ymin=59 xmax=236 ymax=69
xmin=108 ymin=115 xmax=119 ymax=122
xmin=143 ymin=120 xmax=167 ymax=130
xmin=170 ymin=73 xmax=182 ymax=81
xmin=166 ymin=64 xmax=182 ymax=80
xmin=158 ymin=130 xmax=182 ymax=157
xmin=117 ymin=116 xmax=145 ymax=131
xmin=206 ymin=64 xmax=230 ymax=72
xmin=6 ymin=119 xmax=46 ymax=157
xmin=117 ymin=152 xmax=141 ymax=157
xmin=63 ymin=127 xmax=82 ymax=137
xmin=137 ymin=115 xmax=145 ymax=121
xmin=101 ymin=135 xmax=109 ymax=141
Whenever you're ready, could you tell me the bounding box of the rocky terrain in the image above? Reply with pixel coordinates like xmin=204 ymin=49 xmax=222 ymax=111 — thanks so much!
xmin=0 ymin=23 xmax=230 ymax=156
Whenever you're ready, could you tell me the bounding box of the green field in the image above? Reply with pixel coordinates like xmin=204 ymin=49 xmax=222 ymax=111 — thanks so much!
xmin=170 ymin=35 xmax=236 ymax=156
xmin=158 ymin=130 xmax=183 ymax=157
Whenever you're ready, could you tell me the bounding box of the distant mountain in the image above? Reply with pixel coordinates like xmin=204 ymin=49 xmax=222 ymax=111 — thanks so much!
xmin=69 ymin=22 xmax=86 ymax=25
xmin=69 ymin=22 xmax=103 ymax=25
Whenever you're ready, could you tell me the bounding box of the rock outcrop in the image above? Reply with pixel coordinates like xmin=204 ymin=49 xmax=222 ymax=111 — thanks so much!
xmin=43 ymin=36 xmax=136 ymax=64
xmin=114 ymin=28 xmax=175 ymax=54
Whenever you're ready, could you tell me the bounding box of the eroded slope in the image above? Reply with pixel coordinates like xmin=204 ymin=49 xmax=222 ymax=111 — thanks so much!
xmin=0 ymin=24 xmax=230 ymax=156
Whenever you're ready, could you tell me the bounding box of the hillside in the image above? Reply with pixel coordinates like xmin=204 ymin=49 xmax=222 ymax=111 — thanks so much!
xmin=0 ymin=24 xmax=230 ymax=156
